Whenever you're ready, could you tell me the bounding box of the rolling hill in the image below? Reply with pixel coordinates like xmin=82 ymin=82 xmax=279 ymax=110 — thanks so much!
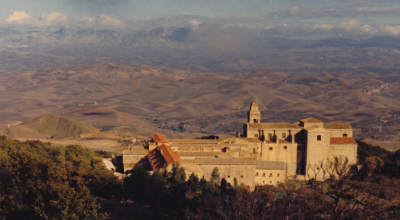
xmin=21 ymin=114 xmax=100 ymax=138
xmin=0 ymin=63 xmax=399 ymax=142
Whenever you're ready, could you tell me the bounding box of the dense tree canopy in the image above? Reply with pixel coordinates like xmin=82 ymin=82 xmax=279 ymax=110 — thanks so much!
xmin=0 ymin=135 xmax=399 ymax=219
xmin=0 ymin=136 xmax=122 ymax=219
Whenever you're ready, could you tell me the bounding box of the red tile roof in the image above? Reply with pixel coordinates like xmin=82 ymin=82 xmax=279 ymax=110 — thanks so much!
xmin=147 ymin=148 xmax=166 ymax=170
xmin=152 ymin=133 xmax=165 ymax=143
xmin=158 ymin=140 xmax=169 ymax=144
xmin=158 ymin=144 xmax=181 ymax=165
xmin=330 ymin=137 xmax=357 ymax=145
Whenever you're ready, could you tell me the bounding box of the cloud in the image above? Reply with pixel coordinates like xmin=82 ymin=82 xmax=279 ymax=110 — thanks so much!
xmin=39 ymin=12 xmax=68 ymax=26
xmin=276 ymin=6 xmax=400 ymax=18
xmin=361 ymin=24 xmax=400 ymax=37
xmin=314 ymin=20 xmax=361 ymax=33
xmin=78 ymin=14 xmax=126 ymax=29
xmin=5 ymin=11 xmax=31 ymax=23
xmin=260 ymin=18 xmax=400 ymax=39
xmin=96 ymin=14 xmax=125 ymax=27
xmin=313 ymin=19 xmax=400 ymax=38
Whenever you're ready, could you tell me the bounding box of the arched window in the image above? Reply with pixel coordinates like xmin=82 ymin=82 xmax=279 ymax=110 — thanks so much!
xmin=253 ymin=119 xmax=257 ymax=123
xmin=256 ymin=173 xmax=258 ymax=176
xmin=317 ymin=135 xmax=321 ymax=141
xmin=277 ymin=173 xmax=280 ymax=177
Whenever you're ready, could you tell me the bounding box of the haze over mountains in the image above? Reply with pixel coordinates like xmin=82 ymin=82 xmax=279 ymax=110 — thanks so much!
xmin=3 ymin=19 xmax=400 ymax=73
xmin=1 ymin=14 xmax=400 ymax=146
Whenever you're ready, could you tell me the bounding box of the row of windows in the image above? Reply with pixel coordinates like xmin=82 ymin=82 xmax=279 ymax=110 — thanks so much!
xmin=269 ymin=146 xmax=287 ymax=150
xmin=317 ymin=133 xmax=348 ymax=141
xmin=254 ymin=133 xmax=288 ymax=138
xmin=180 ymin=148 xmax=218 ymax=152
xmin=262 ymin=181 xmax=280 ymax=184
xmin=255 ymin=133 xmax=348 ymax=140
xmin=226 ymin=175 xmax=244 ymax=178
xmin=256 ymin=173 xmax=280 ymax=177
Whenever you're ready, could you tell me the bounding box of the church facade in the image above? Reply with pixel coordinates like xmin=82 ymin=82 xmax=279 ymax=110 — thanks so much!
xmin=244 ymin=100 xmax=357 ymax=179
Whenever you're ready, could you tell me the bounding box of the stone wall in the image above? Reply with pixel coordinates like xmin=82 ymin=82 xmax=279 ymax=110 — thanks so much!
xmin=329 ymin=129 xmax=353 ymax=137
xmin=330 ymin=144 xmax=357 ymax=164
xmin=306 ymin=129 xmax=331 ymax=180
xmin=123 ymin=155 xmax=145 ymax=172
xmin=255 ymin=169 xmax=286 ymax=186
xmin=196 ymin=158 xmax=256 ymax=190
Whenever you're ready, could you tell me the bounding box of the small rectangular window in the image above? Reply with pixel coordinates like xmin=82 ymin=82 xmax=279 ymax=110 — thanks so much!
xmin=317 ymin=135 xmax=321 ymax=141
xmin=254 ymin=134 xmax=259 ymax=138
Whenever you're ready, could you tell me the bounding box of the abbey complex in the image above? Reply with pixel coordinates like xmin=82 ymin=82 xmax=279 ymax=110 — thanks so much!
xmin=123 ymin=101 xmax=358 ymax=190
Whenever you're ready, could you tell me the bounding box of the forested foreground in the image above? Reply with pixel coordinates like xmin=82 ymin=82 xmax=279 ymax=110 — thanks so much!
xmin=0 ymin=136 xmax=400 ymax=219
xmin=0 ymin=136 xmax=122 ymax=219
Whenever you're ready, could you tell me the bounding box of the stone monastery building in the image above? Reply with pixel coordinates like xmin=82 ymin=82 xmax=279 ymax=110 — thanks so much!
xmin=123 ymin=101 xmax=358 ymax=190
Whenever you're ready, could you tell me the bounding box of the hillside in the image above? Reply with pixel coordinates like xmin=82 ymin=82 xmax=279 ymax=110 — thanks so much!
xmin=21 ymin=114 xmax=100 ymax=138
xmin=0 ymin=63 xmax=399 ymax=142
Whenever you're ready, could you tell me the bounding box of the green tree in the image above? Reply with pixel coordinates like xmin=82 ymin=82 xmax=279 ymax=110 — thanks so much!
xmin=168 ymin=163 xmax=187 ymax=184
xmin=211 ymin=167 xmax=220 ymax=184
xmin=0 ymin=150 xmax=106 ymax=220
xmin=233 ymin=177 xmax=238 ymax=188
xmin=187 ymin=173 xmax=201 ymax=192
xmin=362 ymin=156 xmax=384 ymax=177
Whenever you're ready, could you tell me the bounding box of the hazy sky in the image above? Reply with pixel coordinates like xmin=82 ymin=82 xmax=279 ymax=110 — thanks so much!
xmin=1 ymin=0 xmax=397 ymax=20
xmin=2 ymin=0 xmax=400 ymax=39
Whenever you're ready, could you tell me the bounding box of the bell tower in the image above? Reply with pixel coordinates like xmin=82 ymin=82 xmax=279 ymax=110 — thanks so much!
xmin=248 ymin=100 xmax=261 ymax=123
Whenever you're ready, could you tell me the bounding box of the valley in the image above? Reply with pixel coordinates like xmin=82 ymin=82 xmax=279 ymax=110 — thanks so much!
xmin=1 ymin=24 xmax=400 ymax=153
xmin=0 ymin=62 xmax=400 ymax=152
